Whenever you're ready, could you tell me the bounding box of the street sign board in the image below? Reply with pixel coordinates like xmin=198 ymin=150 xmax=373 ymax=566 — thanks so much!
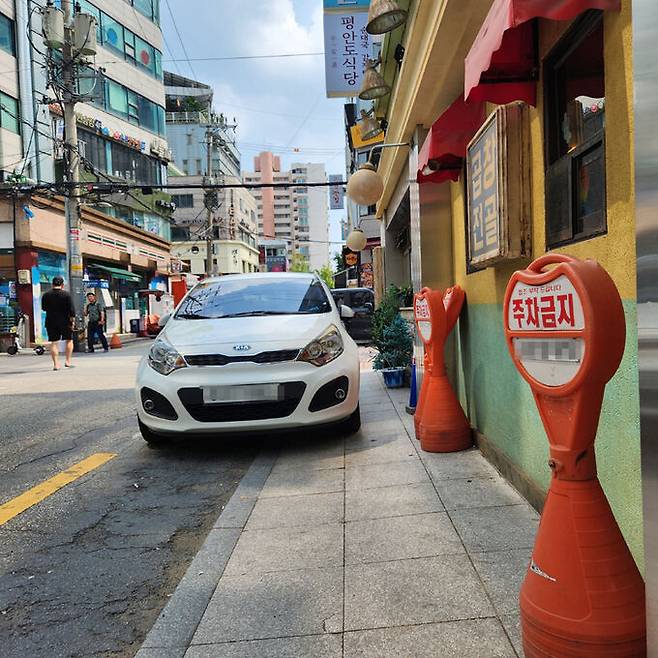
xmin=323 ymin=10 xmax=370 ymax=98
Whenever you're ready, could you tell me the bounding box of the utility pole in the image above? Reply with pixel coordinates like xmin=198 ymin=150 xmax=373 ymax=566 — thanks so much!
xmin=204 ymin=127 xmax=214 ymax=277
xmin=44 ymin=0 xmax=96 ymax=347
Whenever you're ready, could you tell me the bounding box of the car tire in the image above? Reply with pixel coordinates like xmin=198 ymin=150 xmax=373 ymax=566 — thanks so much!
xmin=340 ymin=404 xmax=361 ymax=435
xmin=7 ymin=344 xmax=17 ymax=355
xmin=138 ymin=418 xmax=170 ymax=447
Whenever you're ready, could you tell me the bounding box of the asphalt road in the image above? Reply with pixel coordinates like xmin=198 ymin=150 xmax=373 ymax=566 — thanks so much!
xmin=0 ymin=341 xmax=256 ymax=658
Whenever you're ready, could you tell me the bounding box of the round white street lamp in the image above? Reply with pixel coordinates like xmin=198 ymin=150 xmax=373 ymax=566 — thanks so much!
xmin=346 ymin=163 xmax=384 ymax=207
xmin=346 ymin=228 xmax=368 ymax=252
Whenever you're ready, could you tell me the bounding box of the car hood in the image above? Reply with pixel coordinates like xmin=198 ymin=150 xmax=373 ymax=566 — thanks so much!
xmin=160 ymin=313 xmax=336 ymax=353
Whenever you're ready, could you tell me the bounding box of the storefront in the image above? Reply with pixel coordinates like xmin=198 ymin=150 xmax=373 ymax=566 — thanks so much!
xmin=372 ymin=0 xmax=641 ymax=565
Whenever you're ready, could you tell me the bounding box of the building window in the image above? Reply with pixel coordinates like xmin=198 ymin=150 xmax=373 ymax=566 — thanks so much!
xmin=0 ymin=14 xmax=15 ymax=56
xmin=172 ymin=194 xmax=194 ymax=208
xmin=125 ymin=0 xmax=160 ymax=25
xmin=544 ymin=11 xmax=606 ymax=248
xmin=0 ymin=92 xmax=19 ymax=134
xmin=100 ymin=76 xmax=165 ymax=136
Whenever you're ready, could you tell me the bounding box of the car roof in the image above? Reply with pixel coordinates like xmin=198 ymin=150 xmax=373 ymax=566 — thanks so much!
xmin=201 ymin=272 xmax=319 ymax=284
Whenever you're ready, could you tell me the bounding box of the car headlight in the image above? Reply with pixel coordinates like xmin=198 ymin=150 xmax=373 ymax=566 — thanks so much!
xmin=148 ymin=339 xmax=187 ymax=376
xmin=297 ymin=325 xmax=344 ymax=367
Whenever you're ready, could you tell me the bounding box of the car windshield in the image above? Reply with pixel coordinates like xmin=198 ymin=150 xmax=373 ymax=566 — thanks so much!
xmin=175 ymin=277 xmax=332 ymax=319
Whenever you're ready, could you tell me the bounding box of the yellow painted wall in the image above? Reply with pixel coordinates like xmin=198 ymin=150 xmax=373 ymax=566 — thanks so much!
xmin=451 ymin=0 xmax=635 ymax=303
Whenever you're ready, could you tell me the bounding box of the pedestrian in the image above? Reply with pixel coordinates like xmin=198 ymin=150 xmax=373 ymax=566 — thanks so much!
xmin=85 ymin=291 xmax=109 ymax=353
xmin=41 ymin=275 xmax=75 ymax=371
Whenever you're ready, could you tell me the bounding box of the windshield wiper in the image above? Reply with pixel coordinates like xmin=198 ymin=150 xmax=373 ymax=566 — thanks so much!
xmin=176 ymin=313 xmax=211 ymax=319
xmin=215 ymin=311 xmax=290 ymax=319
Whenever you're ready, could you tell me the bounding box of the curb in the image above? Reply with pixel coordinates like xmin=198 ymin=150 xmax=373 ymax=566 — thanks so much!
xmin=134 ymin=450 xmax=277 ymax=658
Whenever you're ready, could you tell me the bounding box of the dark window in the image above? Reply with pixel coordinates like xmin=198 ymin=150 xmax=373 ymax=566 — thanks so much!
xmin=172 ymin=194 xmax=194 ymax=208
xmin=0 ymin=13 xmax=15 ymax=56
xmin=544 ymin=11 xmax=606 ymax=248
xmin=171 ymin=226 xmax=190 ymax=241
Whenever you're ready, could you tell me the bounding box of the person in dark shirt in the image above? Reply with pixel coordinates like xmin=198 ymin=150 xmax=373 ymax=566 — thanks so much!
xmin=41 ymin=276 xmax=75 ymax=370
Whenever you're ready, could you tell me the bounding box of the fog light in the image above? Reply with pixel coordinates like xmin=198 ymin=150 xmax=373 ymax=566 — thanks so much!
xmin=335 ymin=388 xmax=346 ymax=400
xmin=143 ymin=399 xmax=155 ymax=412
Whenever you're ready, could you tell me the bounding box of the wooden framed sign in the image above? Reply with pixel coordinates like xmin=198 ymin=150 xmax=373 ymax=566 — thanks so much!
xmin=466 ymin=102 xmax=531 ymax=269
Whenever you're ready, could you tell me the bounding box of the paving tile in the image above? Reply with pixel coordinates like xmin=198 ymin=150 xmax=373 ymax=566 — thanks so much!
xmin=271 ymin=451 xmax=345 ymax=473
xmin=344 ymin=555 xmax=494 ymax=630
xmin=345 ymin=512 xmax=464 ymax=564
xmin=224 ymin=524 xmax=343 ymax=576
xmin=246 ymin=492 xmax=344 ymax=530
xmin=186 ymin=634 xmax=342 ymax=658
xmin=192 ymin=567 xmax=343 ymax=644
xmin=345 ymin=438 xmax=418 ymax=467
xmin=435 ymin=476 xmax=527 ymax=510
xmin=345 ymin=460 xmax=429 ymax=490
xmin=501 ymin=613 xmax=524 ymax=656
xmin=259 ymin=468 xmax=344 ymax=498
xmin=346 ymin=482 xmax=443 ymax=521
xmin=471 ymin=548 xmax=530 ymax=615
xmin=344 ymin=618 xmax=516 ymax=657
xmin=423 ymin=449 xmax=501 ymax=481
xmin=345 ymin=433 xmax=407 ymax=454
xmin=135 ymin=648 xmax=186 ymax=658
xmin=451 ymin=505 xmax=539 ymax=553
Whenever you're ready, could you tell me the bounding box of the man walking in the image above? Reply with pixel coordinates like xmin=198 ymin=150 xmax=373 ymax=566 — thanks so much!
xmin=85 ymin=291 xmax=109 ymax=353
xmin=41 ymin=276 xmax=75 ymax=370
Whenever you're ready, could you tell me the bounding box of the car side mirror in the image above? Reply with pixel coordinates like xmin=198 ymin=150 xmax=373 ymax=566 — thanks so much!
xmin=158 ymin=313 xmax=171 ymax=328
xmin=340 ymin=305 xmax=355 ymax=319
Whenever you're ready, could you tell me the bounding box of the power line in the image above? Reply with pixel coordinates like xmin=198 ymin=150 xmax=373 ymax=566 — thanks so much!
xmin=163 ymin=0 xmax=197 ymax=80
xmin=162 ymin=52 xmax=324 ymax=63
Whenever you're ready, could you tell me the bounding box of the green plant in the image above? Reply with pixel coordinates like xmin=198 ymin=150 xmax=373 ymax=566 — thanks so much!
xmin=290 ymin=253 xmax=310 ymax=272
xmin=372 ymin=284 xmax=402 ymax=350
xmin=373 ymin=314 xmax=413 ymax=370
xmin=315 ymin=264 xmax=334 ymax=288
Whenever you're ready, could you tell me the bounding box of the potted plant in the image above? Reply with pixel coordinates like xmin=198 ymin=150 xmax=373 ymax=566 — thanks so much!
xmin=372 ymin=313 xmax=413 ymax=388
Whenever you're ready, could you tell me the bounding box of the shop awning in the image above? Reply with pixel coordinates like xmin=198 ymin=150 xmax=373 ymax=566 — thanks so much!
xmin=464 ymin=0 xmax=620 ymax=105
xmin=417 ymin=96 xmax=485 ymax=185
xmin=89 ymin=264 xmax=142 ymax=283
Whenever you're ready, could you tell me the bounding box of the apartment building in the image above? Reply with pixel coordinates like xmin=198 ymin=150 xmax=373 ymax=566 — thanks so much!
xmin=243 ymin=152 xmax=330 ymax=271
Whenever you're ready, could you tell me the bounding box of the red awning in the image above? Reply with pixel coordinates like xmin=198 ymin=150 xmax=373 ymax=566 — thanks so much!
xmin=464 ymin=0 xmax=620 ymax=106
xmin=417 ymin=96 xmax=485 ymax=185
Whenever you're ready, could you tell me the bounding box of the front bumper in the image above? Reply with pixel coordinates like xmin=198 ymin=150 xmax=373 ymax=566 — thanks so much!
xmin=135 ymin=351 xmax=360 ymax=435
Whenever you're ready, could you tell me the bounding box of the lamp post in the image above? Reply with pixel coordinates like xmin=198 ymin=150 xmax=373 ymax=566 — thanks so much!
xmin=346 ymin=142 xmax=409 ymax=207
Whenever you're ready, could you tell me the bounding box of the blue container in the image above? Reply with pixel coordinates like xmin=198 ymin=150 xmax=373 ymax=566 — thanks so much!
xmin=382 ymin=367 xmax=405 ymax=388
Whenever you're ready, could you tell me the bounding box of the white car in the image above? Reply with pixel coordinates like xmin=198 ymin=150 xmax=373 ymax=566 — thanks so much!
xmin=135 ymin=272 xmax=361 ymax=445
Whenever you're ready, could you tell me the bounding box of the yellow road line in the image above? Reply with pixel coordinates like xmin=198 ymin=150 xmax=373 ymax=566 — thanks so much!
xmin=0 ymin=452 xmax=117 ymax=527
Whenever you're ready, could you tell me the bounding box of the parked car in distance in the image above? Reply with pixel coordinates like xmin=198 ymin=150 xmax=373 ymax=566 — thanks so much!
xmin=136 ymin=273 xmax=361 ymax=445
xmin=331 ymin=288 xmax=375 ymax=343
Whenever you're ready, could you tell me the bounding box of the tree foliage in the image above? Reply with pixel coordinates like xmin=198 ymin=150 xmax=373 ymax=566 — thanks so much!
xmin=315 ymin=264 xmax=334 ymax=288
xmin=290 ymin=253 xmax=310 ymax=272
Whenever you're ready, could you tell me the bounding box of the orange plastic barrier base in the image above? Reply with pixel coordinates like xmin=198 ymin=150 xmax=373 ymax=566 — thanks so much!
xmin=520 ymin=477 xmax=646 ymax=658
xmin=413 ymin=372 xmax=429 ymax=440
xmin=109 ymin=334 xmax=122 ymax=349
xmin=418 ymin=373 xmax=472 ymax=453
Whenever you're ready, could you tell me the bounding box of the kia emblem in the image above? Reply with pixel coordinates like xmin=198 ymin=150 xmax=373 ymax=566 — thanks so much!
xmin=233 ymin=344 xmax=251 ymax=352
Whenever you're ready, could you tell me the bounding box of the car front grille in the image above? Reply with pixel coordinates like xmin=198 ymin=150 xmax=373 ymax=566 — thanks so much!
xmin=184 ymin=349 xmax=300 ymax=367
xmin=178 ymin=382 xmax=306 ymax=422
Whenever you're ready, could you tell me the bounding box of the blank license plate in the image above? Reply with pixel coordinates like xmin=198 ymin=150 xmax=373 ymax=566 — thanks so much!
xmin=202 ymin=384 xmax=281 ymax=404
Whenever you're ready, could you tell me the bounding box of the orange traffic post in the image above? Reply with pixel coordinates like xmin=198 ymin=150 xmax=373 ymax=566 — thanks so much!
xmin=413 ymin=286 xmax=472 ymax=452
xmin=504 ymin=254 xmax=645 ymax=657
xmin=109 ymin=333 xmax=122 ymax=349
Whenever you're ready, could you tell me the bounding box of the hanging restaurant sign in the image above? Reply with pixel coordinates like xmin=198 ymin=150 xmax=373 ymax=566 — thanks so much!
xmin=466 ymin=102 xmax=531 ymax=269
xmin=323 ymin=8 xmax=370 ymax=98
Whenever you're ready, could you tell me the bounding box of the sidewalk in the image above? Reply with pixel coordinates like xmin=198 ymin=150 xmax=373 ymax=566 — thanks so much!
xmin=137 ymin=369 xmax=539 ymax=658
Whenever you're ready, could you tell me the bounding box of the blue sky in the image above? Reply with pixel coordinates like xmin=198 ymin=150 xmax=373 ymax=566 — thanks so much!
xmin=160 ymin=0 xmax=347 ymax=258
